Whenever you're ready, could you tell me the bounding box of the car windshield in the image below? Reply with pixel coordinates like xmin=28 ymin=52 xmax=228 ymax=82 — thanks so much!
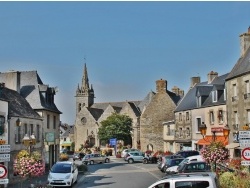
xmin=51 ymin=163 xmax=71 ymax=173
xmin=178 ymin=158 xmax=189 ymax=166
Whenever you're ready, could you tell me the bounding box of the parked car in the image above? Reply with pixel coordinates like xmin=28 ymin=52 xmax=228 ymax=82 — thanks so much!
xmin=177 ymin=161 xmax=211 ymax=174
xmin=166 ymin=155 xmax=204 ymax=174
xmin=174 ymin=150 xmax=199 ymax=158
xmin=148 ymin=173 xmax=218 ymax=188
xmin=82 ymin=153 xmax=110 ymax=165
xmin=121 ymin=148 xmax=140 ymax=158
xmin=47 ymin=161 xmax=78 ymax=187
xmin=162 ymin=158 xmax=184 ymax=173
xmin=125 ymin=151 xmax=144 ymax=163
xmin=158 ymin=155 xmax=183 ymax=172
xmin=73 ymin=153 xmax=85 ymax=161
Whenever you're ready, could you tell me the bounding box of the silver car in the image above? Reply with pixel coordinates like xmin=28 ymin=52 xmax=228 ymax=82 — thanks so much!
xmin=82 ymin=153 xmax=110 ymax=165
xmin=125 ymin=151 xmax=144 ymax=163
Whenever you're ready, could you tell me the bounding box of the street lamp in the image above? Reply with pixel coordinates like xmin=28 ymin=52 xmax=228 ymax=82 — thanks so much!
xmin=200 ymin=122 xmax=230 ymax=142
xmin=22 ymin=133 xmax=36 ymax=155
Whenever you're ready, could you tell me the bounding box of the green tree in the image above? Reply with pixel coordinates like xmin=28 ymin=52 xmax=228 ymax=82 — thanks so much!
xmin=98 ymin=113 xmax=133 ymax=144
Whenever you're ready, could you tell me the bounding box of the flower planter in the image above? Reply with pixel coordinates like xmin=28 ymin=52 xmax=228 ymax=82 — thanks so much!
xmin=116 ymin=154 xmax=122 ymax=158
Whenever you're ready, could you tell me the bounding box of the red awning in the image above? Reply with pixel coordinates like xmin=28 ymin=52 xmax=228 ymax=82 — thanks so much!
xmin=197 ymin=136 xmax=228 ymax=145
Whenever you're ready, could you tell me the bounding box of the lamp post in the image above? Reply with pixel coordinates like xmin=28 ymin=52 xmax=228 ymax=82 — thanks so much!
xmin=199 ymin=122 xmax=230 ymax=171
xmin=22 ymin=133 xmax=36 ymax=155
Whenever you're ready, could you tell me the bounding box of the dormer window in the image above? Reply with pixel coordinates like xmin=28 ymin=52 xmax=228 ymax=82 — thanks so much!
xmin=212 ymin=90 xmax=217 ymax=102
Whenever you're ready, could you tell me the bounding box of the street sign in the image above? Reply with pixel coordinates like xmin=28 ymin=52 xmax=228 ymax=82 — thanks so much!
xmin=0 ymin=154 xmax=10 ymax=162
xmin=242 ymin=148 xmax=250 ymax=160
xmin=109 ymin=138 xmax=117 ymax=146
xmin=239 ymin=139 xmax=250 ymax=147
xmin=0 ymin=165 xmax=7 ymax=178
xmin=0 ymin=179 xmax=8 ymax=184
xmin=239 ymin=131 xmax=250 ymax=139
xmin=241 ymin=161 xmax=250 ymax=166
xmin=0 ymin=145 xmax=10 ymax=153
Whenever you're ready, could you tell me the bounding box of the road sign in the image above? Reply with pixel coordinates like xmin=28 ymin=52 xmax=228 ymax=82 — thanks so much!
xmin=0 ymin=165 xmax=7 ymax=178
xmin=239 ymin=131 xmax=250 ymax=139
xmin=109 ymin=138 xmax=117 ymax=146
xmin=241 ymin=161 xmax=250 ymax=166
xmin=239 ymin=139 xmax=250 ymax=147
xmin=0 ymin=179 xmax=8 ymax=184
xmin=242 ymin=148 xmax=250 ymax=160
xmin=0 ymin=154 xmax=10 ymax=162
xmin=0 ymin=145 xmax=10 ymax=153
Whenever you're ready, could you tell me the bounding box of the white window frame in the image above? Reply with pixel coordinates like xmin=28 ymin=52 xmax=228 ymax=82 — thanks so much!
xmin=212 ymin=91 xmax=217 ymax=102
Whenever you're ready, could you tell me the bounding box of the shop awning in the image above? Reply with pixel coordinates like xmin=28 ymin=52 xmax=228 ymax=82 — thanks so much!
xmin=197 ymin=136 xmax=228 ymax=145
xmin=61 ymin=143 xmax=72 ymax=147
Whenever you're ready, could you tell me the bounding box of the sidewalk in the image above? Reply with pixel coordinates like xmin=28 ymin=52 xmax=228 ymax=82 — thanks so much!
xmin=7 ymin=155 xmax=122 ymax=188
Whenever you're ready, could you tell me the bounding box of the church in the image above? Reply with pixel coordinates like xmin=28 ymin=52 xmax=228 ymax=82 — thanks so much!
xmin=74 ymin=64 xmax=183 ymax=152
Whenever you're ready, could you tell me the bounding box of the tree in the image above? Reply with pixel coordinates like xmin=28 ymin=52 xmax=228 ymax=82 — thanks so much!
xmin=98 ymin=113 xmax=133 ymax=144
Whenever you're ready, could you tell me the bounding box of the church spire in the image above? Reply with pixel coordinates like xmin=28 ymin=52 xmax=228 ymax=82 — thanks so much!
xmin=82 ymin=63 xmax=90 ymax=91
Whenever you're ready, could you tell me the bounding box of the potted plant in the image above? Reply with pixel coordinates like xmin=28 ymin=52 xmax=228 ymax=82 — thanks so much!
xmin=116 ymin=150 xmax=122 ymax=158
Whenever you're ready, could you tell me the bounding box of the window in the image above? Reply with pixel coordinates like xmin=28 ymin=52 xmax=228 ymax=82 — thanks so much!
xmin=167 ymin=125 xmax=170 ymax=136
xmin=179 ymin=113 xmax=182 ymax=122
xmin=47 ymin=115 xmax=50 ymax=129
xmin=218 ymin=110 xmax=224 ymax=123
xmin=196 ymin=118 xmax=202 ymax=132
xmin=30 ymin=124 xmax=34 ymax=134
xmin=233 ymin=84 xmax=237 ymax=96
xmin=248 ymin=110 xmax=250 ymax=124
xmin=246 ymin=80 xmax=250 ymax=94
xmin=78 ymin=103 xmax=81 ymax=112
xmin=64 ymin=138 xmax=66 ymax=141
xmin=224 ymin=88 xmax=227 ymax=101
xmin=212 ymin=90 xmax=217 ymax=102
xmin=179 ymin=128 xmax=183 ymax=137
xmin=24 ymin=124 xmax=28 ymax=135
xmin=36 ymin=124 xmax=40 ymax=142
xmin=53 ymin=116 xmax=56 ymax=129
xmin=209 ymin=111 xmax=214 ymax=124
xmin=197 ymin=96 xmax=201 ymax=107
xmin=234 ymin=111 xmax=238 ymax=125
xmin=15 ymin=126 xmax=21 ymax=143
xmin=0 ymin=116 xmax=5 ymax=135
xmin=186 ymin=127 xmax=190 ymax=136
xmin=186 ymin=112 xmax=189 ymax=121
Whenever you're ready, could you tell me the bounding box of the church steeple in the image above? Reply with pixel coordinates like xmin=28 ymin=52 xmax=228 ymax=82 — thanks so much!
xmin=76 ymin=63 xmax=94 ymax=110
xmin=82 ymin=63 xmax=90 ymax=92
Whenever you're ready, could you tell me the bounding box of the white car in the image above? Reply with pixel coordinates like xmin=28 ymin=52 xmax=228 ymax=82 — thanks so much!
xmin=121 ymin=148 xmax=140 ymax=158
xmin=47 ymin=161 xmax=78 ymax=187
xmin=148 ymin=173 xmax=218 ymax=188
xmin=166 ymin=155 xmax=204 ymax=174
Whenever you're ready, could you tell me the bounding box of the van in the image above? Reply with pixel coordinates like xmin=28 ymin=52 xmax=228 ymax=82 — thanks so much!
xmin=165 ymin=155 xmax=204 ymax=174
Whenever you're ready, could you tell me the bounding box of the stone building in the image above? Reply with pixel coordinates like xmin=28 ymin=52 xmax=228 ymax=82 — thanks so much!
xmin=74 ymin=64 xmax=183 ymax=152
xmin=225 ymin=27 xmax=250 ymax=158
xmin=140 ymin=79 xmax=183 ymax=152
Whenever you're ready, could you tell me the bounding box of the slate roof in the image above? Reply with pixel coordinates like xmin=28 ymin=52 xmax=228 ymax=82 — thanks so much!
xmin=19 ymin=71 xmax=61 ymax=114
xmin=138 ymin=91 xmax=155 ymax=112
xmin=226 ymin=47 xmax=250 ymax=80
xmin=60 ymin=124 xmax=74 ymax=137
xmin=0 ymin=86 xmax=41 ymax=119
xmin=175 ymin=73 xmax=228 ymax=112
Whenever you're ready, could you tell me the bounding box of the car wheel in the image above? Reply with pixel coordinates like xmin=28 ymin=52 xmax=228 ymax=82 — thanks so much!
xmin=105 ymin=158 xmax=110 ymax=163
xmin=90 ymin=160 xmax=94 ymax=165
xmin=128 ymin=158 xmax=134 ymax=164
xmin=143 ymin=159 xmax=148 ymax=164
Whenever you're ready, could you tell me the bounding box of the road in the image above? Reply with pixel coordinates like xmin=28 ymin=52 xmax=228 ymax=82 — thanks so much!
xmin=74 ymin=159 xmax=164 ymax=188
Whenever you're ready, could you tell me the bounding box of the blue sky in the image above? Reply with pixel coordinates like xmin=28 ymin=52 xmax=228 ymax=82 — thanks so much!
xmin=0 ymin=2 xmax=250 ymax=124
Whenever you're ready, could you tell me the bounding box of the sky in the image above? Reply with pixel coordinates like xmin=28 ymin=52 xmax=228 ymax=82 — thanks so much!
xmin=0 ymin=2 xmax=250 ymax=125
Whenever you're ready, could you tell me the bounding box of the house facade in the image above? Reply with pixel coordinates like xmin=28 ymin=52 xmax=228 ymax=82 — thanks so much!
xmin=226 ymin=27 xmax=250 ymax=158
xmin=0 ymin=71 xmax=61 ymax=169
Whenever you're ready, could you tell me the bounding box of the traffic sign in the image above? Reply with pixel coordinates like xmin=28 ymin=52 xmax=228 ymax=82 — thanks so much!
xmin=0 ymin=179 xmax=8 ymax=184
xmin=241 ymin=161 xmax=250 ymax=166
xmin=0 ymin=165 xmax=7 ymax=178
xmin=239 ymin=131 xmax=250 ymax=139
xmin=0 ymin=145 xmax=10 ymax=153
xmin=239 ymin=139 xmax=250 ymax=147
xmin=242 ymin=148 xmax=250 ymax=160
xmin=0 ymin=154 xmax=10 ymax=162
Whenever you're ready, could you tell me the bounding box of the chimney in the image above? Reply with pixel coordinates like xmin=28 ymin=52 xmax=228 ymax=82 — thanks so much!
xmin=171 ymin=86 xmax=184 ymax=97
xmin=240 ymin=27 xmax=250 ymax=57
xmin=190 ymin=76 xmax=200 ymax=88
xmin=207 ymin=71 xmax=218 ymax=84
xmin=156 ymin=79 xmax=167 ymax=93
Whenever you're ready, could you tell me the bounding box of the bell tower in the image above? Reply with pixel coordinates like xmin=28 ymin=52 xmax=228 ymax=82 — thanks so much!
xmin=75 ymin=63 xmax=94 ymax=113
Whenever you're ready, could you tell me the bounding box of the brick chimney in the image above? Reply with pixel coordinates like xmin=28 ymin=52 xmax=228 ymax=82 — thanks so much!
xmin=156 ymin=79 xmax=167 ymax=93
xmin=240 ymin=27 xmax=250 ymax=57
xmin=207 ymin=71 xmax=218 ymax=84
xmin=190 ymin=76 xmax=200 ymax=88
